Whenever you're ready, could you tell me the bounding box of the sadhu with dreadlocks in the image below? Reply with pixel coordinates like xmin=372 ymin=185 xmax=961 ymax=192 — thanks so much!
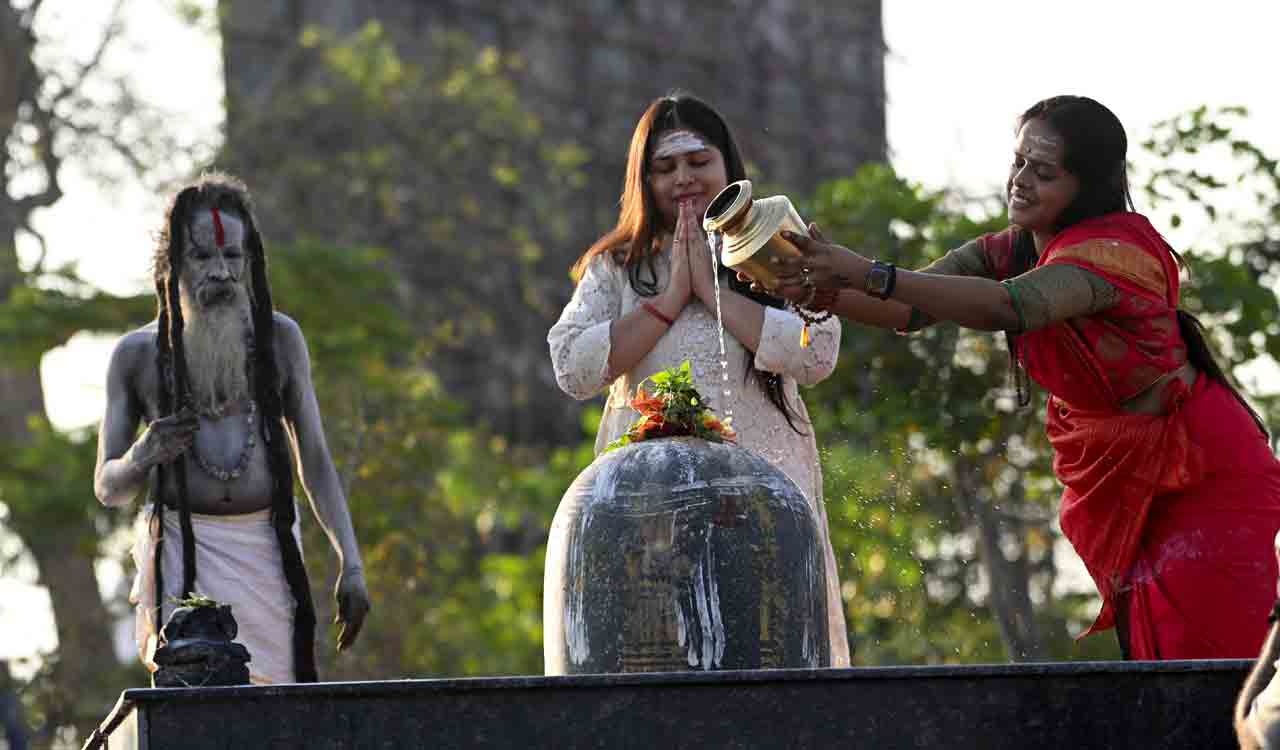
xmin=93 ymin=172 xmax=370 ymax=683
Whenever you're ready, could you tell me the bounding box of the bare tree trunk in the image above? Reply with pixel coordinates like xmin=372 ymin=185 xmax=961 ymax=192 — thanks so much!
xmin=953 ymin=456 xmax=1046 ymax=661
xmin=1 ymin=2 xmax=119 ymax=734
xmin=2 ymin=223 xmax=119 ymax=733
xmin=25 ymin=535 xmax=118 ymax=720
xmin=0 ymin=272 xmax=44 ymax=438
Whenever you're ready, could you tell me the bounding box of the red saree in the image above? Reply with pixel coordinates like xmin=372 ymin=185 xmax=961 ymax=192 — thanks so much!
xmin=983 ymin=213 xmax=1280 ymax=659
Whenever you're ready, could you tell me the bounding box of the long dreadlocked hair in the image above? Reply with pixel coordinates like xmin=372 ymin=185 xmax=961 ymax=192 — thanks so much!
xmin=149 ymin=172 xmax=319 ymax=681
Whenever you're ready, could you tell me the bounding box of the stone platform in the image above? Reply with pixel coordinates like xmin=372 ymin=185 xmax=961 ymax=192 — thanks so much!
xmin=87 ymin=659 xmax=1251 ymax=749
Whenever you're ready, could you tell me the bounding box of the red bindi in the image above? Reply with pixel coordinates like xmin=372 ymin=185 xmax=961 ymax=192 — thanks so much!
xmin=211 ymin=207 xmax=225 ymax=248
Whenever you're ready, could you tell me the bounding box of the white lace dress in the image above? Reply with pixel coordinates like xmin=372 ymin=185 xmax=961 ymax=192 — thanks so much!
xmin=547 ymin=248 xmax=851 ymax=666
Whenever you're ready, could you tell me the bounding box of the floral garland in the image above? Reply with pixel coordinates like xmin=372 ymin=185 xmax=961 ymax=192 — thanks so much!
xmin=605 ymin=361 xmax=736 ymax=453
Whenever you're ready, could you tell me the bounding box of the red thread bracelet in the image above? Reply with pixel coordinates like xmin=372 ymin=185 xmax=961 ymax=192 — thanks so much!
xmin=642 ymin=302 xmax=675 ymax=327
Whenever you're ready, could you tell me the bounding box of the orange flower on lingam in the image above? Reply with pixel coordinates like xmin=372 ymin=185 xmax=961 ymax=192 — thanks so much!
xmin=604 ymin=361 xmax=735 ymax=452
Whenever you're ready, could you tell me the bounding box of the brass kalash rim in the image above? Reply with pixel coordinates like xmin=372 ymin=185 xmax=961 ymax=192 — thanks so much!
xmin=704 ymin=180 xmax=792 ymax=267
xmin=703 ymin=179 xmax=753 ymax=235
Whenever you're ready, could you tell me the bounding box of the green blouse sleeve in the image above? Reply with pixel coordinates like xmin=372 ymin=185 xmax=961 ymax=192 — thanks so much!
xmin=1001 ymin=264 xmax=1118 ymax=333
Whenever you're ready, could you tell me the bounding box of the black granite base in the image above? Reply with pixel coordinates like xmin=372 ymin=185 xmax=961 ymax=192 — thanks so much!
xmin=87 ymin=660 xmax=1251 ymax=749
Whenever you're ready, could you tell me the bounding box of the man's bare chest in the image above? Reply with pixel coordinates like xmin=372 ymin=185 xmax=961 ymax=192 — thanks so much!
xmin=132 ymin=354 xmax=280 ymax=513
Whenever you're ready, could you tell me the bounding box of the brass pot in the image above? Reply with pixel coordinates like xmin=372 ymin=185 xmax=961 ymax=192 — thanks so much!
xmin=702 ymin=180 xmax=807 ymax=288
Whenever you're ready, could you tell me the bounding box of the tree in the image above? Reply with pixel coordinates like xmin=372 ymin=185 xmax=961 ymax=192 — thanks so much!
xmin=1139 ymin=105 xmax=1280 ymax=429
xmin=217 ymin=22 xmax=592 ymax=446
xmin=253 ymin=237 xmax=590 ymax=680
xmin=0 ymin=0 xmax=187 ymax=739
xmin=208 ymin=24 xmax=595 ymax=680
xmin=4 ymin=8 xmax=1278 ymax=737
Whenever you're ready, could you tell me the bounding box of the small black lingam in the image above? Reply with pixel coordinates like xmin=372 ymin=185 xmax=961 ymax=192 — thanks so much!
xmin=152 ymin=595 xmax=252 ymax=688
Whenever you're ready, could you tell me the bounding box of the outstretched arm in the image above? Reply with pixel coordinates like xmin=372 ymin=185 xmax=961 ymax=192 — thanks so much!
xmin=736 ymin=227 xmax=984 ymax=332
xmin=776 ymin=228 xmax=1020 ymax=331
xmin=758 ymin=226 xmax=1116 ymax=334
xmin=276 ymin=314 xmax=370 ymax=651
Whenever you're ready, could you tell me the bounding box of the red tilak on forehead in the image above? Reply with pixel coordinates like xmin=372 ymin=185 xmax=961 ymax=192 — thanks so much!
xmin=211 ymin=207 xmax=226 ymax=248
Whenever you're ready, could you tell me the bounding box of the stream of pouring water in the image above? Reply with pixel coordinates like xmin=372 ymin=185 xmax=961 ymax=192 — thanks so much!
xmin=707 ymin=231 xmax=733 ymax=422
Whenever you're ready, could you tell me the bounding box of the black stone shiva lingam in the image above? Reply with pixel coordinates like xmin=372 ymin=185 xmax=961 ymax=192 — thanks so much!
xmin=152 ymin=597 xmax=252 ymax=688
xmin=543 ymin=437 xmax=829 ymax=675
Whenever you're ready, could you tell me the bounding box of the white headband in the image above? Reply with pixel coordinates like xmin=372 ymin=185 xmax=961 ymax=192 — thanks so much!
xmin=652 ymin=130 xmax=708 ymax=160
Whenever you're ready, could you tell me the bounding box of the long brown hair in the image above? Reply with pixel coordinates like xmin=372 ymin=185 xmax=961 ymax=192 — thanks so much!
xmin=571 ymin=93 xmax=805 ymax=431
xmin=571 ymin=94 xmax=746 ymax=287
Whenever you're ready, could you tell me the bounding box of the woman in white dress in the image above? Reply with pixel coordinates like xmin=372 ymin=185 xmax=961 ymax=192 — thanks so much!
xmin=546 ymin=93 xmax=850 ymax=665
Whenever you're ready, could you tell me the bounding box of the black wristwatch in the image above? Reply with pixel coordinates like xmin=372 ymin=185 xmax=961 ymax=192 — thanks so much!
xmin=864 ymin=260 xmax=897 ymax=300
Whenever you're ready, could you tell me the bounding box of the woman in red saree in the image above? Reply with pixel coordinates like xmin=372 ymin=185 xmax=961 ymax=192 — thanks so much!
xmin=752 ymin=95 xmax=1280 ymax=659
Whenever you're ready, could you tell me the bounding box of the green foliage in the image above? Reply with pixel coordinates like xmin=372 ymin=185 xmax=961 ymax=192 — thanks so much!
xmin=801 ymin=164 xmax=1092 ymax=663
xmin=0 ymin=266 xmax=152 ymax=371
xmin=604 ymin=361 xmax=736 ymax=452
xmin=223 ymin=22 xmax=593 ymax=445
xmin=1141 ymin=105 xmax=1280 ymax=227
xmin=0 ymin=414 xmax=141 ymax=740
xmin=258 ymin=236 xmax=583 ymax=678
xmin=211 ymin=21 xmax=601 ymax=677
xmin=1138 ymin=106 xmax=1280 ymax=429
xmin=0 ymin=417 xmax=107 ymax=558
xmin=173 ymin=593 xmax=220 ymax=609
xmin=6 ymin=26 xmax=1280 ymax=742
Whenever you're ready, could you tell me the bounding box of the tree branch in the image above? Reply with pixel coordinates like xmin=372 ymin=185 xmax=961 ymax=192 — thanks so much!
xmin=16 ymin=220 xmax=48 ymax=275
xmin=12 ymin=100 xmax=62 ymax=217
xmin=47 ymin=0 xmax=126 ymax=108
xmin=56 ymin=113 xmax=152 ymax=176
xmin=20 ymin=0 xmax=46 ymax=29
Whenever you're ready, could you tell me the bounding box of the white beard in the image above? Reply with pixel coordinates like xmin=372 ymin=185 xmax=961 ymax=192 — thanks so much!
xmin=180 ymin=289 xmax=254 ymax=416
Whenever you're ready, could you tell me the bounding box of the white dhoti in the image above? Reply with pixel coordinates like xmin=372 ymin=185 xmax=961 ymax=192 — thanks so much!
xmin=1247 ymin=660 xmax=1280 ymax=750
xmin=130 ymin=505 xmax=302 ymax=684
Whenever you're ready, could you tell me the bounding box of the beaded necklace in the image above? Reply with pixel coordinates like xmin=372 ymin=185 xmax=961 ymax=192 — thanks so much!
xmin=188 ymin=322 xmax=258 ymax=484
xmin=191 ymin=399 xmax=258 ymax=482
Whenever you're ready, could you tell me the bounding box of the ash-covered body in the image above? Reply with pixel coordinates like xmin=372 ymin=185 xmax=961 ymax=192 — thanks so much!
xmin=544 ymin=437 xmax=828 ymax=675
